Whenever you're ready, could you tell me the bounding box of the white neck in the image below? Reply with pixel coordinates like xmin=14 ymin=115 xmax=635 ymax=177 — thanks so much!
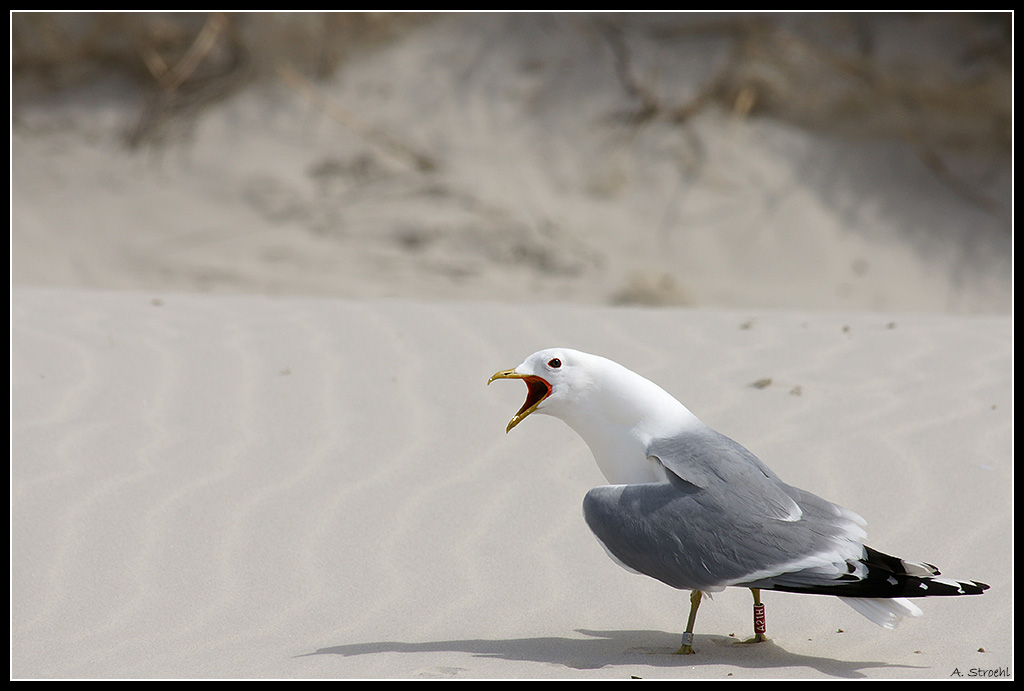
xmin=553 ymin=362 xmax=702 ymax=485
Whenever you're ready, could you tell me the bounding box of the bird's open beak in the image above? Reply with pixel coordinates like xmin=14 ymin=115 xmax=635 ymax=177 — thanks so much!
xmin=488 ymin=368 xmax=553 ymax=433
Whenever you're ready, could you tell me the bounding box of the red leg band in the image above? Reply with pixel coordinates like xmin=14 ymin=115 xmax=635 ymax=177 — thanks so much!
xmin=753 ymin=603 xmax=766 ymax=635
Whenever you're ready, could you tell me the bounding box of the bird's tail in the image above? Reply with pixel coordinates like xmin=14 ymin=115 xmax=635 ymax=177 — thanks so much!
xmin=770 ymin=546 xmax=989 ymax=628
xmin=837 ymin=547 xmax=988 ymax=628
xmin=842 ymin=596 xmax=923 ymax=629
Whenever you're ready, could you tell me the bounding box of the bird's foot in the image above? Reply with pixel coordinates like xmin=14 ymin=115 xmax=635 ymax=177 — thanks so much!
xmin=734 ymin=633 xmax=768 ymax=645
xmin=674 ymin=631 xmax=696 ymax=654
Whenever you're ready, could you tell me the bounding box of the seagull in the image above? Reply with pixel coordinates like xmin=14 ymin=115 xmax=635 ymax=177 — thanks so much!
xmin=488 ymin=348 xmax=989 ymax=654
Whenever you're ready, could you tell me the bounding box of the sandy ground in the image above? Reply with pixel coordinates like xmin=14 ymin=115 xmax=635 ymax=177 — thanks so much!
xmin=10 ymin=290 xmax=1012 ymax=679
xmin=10 ymin=12 xmax=1013 ymax=680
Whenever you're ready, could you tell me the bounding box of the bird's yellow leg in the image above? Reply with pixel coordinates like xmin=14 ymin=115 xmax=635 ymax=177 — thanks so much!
xmin=674 ymin=590 xmax=703 ymax=655
xmin=735 ymin=588 xmax=768 ymax=645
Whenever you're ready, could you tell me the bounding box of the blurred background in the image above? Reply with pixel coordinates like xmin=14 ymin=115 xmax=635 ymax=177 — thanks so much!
xmin=11 ymin=11 xmax=1012 ymax=313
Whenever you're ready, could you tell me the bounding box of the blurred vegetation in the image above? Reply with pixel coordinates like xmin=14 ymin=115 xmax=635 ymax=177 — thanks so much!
xmin=11 ymin=12 xmax=424 ymax=86
xmin=11 ymin=12 xmax=427 ymax=145
xmin=599 ymin=14 xmax=1010 ymax=151
xmin=11 ymin=11 xmax=1011 ymax=166
xmin=598 ymin=12 xmax=1011 ymax=210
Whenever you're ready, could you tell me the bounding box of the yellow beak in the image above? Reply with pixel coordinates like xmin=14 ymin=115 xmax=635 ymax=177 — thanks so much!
xmin=488 ymin=368 xmax=553 ymax=433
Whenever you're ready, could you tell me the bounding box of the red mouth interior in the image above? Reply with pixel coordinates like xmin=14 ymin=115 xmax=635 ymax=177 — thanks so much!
xmin=517 ymin=375 xmax=552 ymax=416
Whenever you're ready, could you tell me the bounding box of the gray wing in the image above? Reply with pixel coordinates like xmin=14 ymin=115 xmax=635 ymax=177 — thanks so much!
xmin=647 ymin=427 xmax=819 ymax=523
xmin=583 ymin=476 xmax=868 ymax=592
xmin=582 ymin=428 xmax=869 ymax=592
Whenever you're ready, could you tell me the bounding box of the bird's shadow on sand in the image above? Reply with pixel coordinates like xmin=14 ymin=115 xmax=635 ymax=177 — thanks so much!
xmin=301 ymin=628 xmax=926 ymax=678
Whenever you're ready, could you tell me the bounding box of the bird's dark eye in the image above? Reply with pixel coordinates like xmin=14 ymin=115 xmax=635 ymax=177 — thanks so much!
xmin=548 ymin=358 xmax=561 ymax=368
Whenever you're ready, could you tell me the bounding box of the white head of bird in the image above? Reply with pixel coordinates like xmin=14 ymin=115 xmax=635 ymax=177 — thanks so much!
xmin=488 ymin=348 xmax=701 ymax=485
